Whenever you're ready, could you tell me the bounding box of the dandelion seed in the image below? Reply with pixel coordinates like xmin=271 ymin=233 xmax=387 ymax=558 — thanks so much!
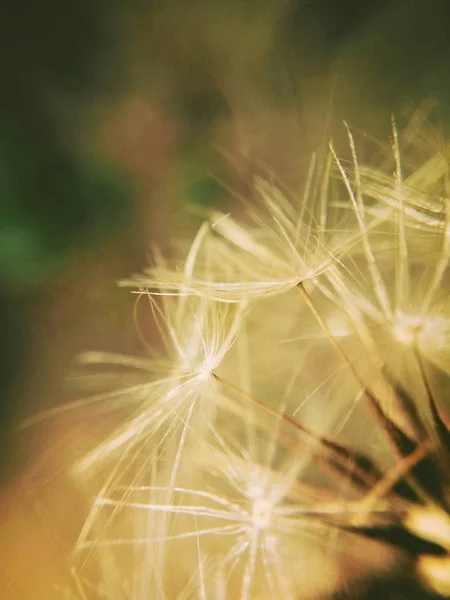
xmin=120 ymin=174 xmax=359 ymax=302
xmin=58 ymin=111 xmax=450 ymax=599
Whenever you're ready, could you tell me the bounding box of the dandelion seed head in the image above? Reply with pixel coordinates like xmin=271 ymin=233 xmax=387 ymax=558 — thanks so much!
xmin=391 ymin=309 xmax=449 ymax=360
xmin=418 ymin=313 xmax=449 ymax=353
xmin=121 ymin=170 xmax=360 ymax=303
xmin=392 ymin=311 xmax=423 ymax=346
xmin=244 ymin=468 xmax=278 ymax=533
xmin=56 ymin=111 xmax=450 ymax=599
xmin=195 ymin=357 xmax=218 ymax=381
xmin=250 ymin=497 xmax=273 ymax=531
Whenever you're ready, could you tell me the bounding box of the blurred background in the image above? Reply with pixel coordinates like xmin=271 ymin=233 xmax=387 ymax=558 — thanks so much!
xmin=1 ymin=0 xmax=450 ymax=596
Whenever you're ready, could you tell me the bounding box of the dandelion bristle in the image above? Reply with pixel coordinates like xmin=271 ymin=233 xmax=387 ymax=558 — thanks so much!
xmin=20 ymin=111 xmax=450 ymax=599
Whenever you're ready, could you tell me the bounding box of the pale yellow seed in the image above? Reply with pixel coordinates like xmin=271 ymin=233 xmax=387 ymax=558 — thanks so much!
xmin=418 ymin=555 xmax=450 ymax=596
xmin=405 ymin=507 xmax=450 ymax=550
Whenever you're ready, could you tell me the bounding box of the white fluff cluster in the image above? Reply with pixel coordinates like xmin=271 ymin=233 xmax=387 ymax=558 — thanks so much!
xmin=60 ymin=115 xmax=450 ymax=599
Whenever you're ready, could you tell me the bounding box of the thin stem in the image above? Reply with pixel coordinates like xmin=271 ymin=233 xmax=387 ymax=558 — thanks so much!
xmin=332 ymin=136 xmax=392 ymax=321
xmin=212 ymin=372 xmax=377 ymax=490
xmin=297 ymin=282 xmax=368 ymax=389
xmin=352 ymin=444 xmax=430 ymax=527
xmin=221 ymin=397 xmax=376 ymax=517
xmin=213 ymin=372 xmax=307 ymax=436
xmin=297 ymin=282 xmax=425 ymax=443
xmin=415 ymin=347 xmax=450 ymax=456
xmin=392 ymin=116 xmax=409 ymax=315
xmin=297 ymin=280 xmax=441 ymax=510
